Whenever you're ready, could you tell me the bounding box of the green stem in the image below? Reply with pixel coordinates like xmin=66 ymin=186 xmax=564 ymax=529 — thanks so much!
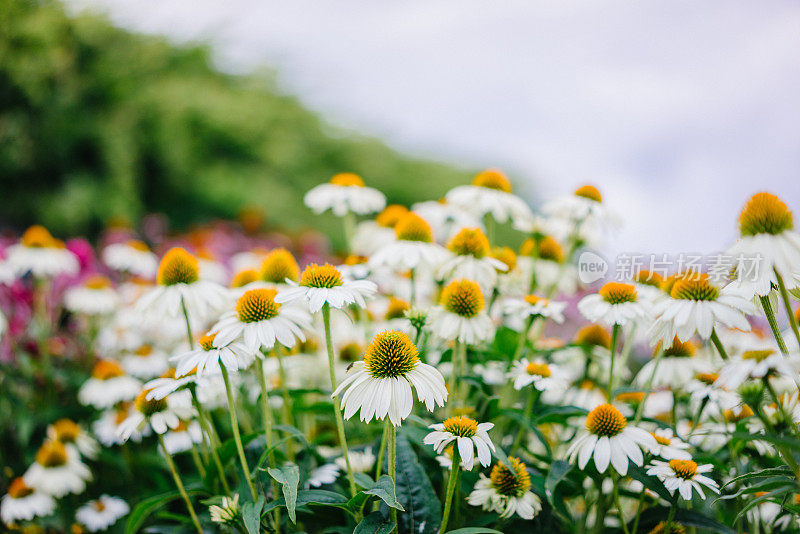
xmin=191 ymin=390 xmax=231 ymax=494
xmin=775 ymin=270 xmax=800 ymax=349
xmin=322 ymin=303 xmax=358 ymax=500
xmin=189 ymin=444 xmax=206 ymax=478
xmin=761 ymin=295 xmax=789 ymax=354
xmin=255 ymin=358 xmax=277 ymax=465
xmin=375 ymin=422 xmax=389 ymax=481
xmin=158 ymin=434 xmax=203 ymax=534
xmin=634 ymin=351 xmax=662 ymax=425
xmin=388 ymin=423 xmax=398 ymax=534
xmin=630 ymin=488 xmax=646 ymax=534
xmin=220 ymin=365 xmax=257 ymax=500
xmin=612 ymin=473 xmax=631 ymax=534
xmin=439 ymin=448 xmax=461 ymax=534
xmin=273 ymin=346 xmax=295 ymax=460
xmin=511 ymin=387 xmax=537 ymax=454
xmin=512 ymin=316 xmax=536 ymax=363
xmin=608 ymin=324 xmax=620 ymax=399
xmin=663 ymin=498 xmax=678 ymax=534
xmin=709 ymin=329 xmax=729 ymax=360
xmin=343 ymin=212 xmax=357 ymax=253
xmin=180 ymin=296 xmax=195 ymax=350
xmin=409 ymin=268 xmax=417 ymax=306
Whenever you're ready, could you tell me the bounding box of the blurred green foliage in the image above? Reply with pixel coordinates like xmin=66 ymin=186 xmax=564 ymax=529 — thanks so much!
xmin=0 ymin=0 xmax=471 ymax=237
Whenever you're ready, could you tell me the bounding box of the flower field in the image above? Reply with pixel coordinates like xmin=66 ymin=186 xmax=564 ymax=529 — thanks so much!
xmin=2 ymin=171 xmax=800 ymax=533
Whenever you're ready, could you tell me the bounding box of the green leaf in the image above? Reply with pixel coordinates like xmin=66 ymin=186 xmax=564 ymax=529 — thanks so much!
xmin=635 ymin=507 xmax=734 ymax=534
xmin=627 ymin=465 xmax=672 ymax=502
xmin=444 ymin=529 xmax=505 ymax=534
xmin=365 ymin=474 xmax=404 ymax=511
xmin=544 ymin=460 xmax=573 ymax=519
xmin=734 ymin=487 xmax=797 ymax=523
xmin=354 ymin=472 xmax=376 ymax=489
xmin=719 ymin=466 xmax=793 ymax=489
xmin=354 ymin=511 xmax=395 ymax=534
xmin=241 ymin=495 xmax=265 ymax=534
xmin=263 ymin=489 xmax=350 ymax=514
xmin=125 ymin=490 xmax=191 ymax=534
xmin=393 ymin=435 xmax=442 ymax=534
xmin=268 ymin=464 xmax=300 ymax=523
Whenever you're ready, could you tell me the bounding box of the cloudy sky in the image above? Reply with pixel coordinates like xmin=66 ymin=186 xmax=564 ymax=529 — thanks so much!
xmin=69 ymin=0 xmax=799 ymax=256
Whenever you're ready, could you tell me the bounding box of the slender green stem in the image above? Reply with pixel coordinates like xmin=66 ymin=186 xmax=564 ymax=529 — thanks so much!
xmin=439 ymin=448 xmax=461 ymax=534
xmin=663 ymin=498 xmax=678 ymax=534
xmin=388 ymin=423 xmax=398 ymax=534
xmin=512 ymin=316 xmax=536 ymax=363
xmin=409 ymin=268 xmax=417 ymax=306
xmin=191 ymin=390 xmax=231 ymax=494
xmin=761 ymin=295 xmax=789 ymax=354
xmin=375 ymin=422 xmax=389 ymax=480
xmin=273 ymin=346 xmax=295 ymax=460
xmin=220 ymin=365 xmax=257 ymax=500
xmin=158 ymin=434 xmax=203 ymax=534
xmin=709 ymin=329 xmax=729 ymax=360
xmin=612 ymin=473 xmax=631 ymax=534
xmin=255 ymin=358 xmax=276 ymax=464
xmin=189 ymin=444 xmax=206 ymax=478
xmin=511 ymin=387 xmax=537 ymax=454
xmin=180 ymin=296 xmax=195 ymax=350
xmin=630 ymin=488 xmax=646 ymax=534
xmin=608 ymin=324 xmax=620 ymax=398
xmin=775 ymin=270 xmax=800 ymax=349
xmin=322 ymin=303 xmax=358 ymax=499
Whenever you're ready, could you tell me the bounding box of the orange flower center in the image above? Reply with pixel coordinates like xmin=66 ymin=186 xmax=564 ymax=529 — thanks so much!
xmin=447 ymin=228 xmax=490 ymax=258
xmin=157 ymin=248 xmax=200 ymax=286
xmin=92 ymin=359 xmax=125 ymax=380
xmin=260 ymin=248 xmax=300 ymax=284
xmin=8 ymin=477 xmax=35 ymax=498
xmin=236 ymin=288 xmax=281 ymax=322
xmin=330 ymin=172 xmax=365 ymax=187
xmin=53 ymin=419 xmax=81 ymax=443
xmin=36 ymin=441 xmax=68 ymax=467
xmin=442 ymin=415 xmax=479 ymax=437
xmin=525 ymin=362 xmax=551 ymax=377
xmin=231 ymin=269 xmax=259 ymax=288
xmin=84 ymin=275 xmax=112 ymax=290
xmin=135 ymin=389 xmax=167 ymax=416
xmin=363 ymin=330 xmax=419 ymax=379
xmin=394 ymin=213 xmax=434 ymax=243
xmin=472 ymin=169 xmax=512 ymax=193
xmin=634 ymin=270 xmax=663 ymax=288
xmin=385 ymin=297 xmax=410 ymax=320
xmin=670 ymin=273 xmax=719 ymax=301
xmin=574 ymin=325 xmax=611 ymax=349
xmin=599 ymin=282 xmax=638 ymax=304
xmin=300 ymin=263 xmax=343 ymax=288
xmin=586 ymin=403 xmax=627 ymax=437
xmin=491 ymin=246 xmax=517 ymax=271
xmin=739 ymin=192 xmax=793 ymax=236
xmin=376 ymin=204 xmax=409 ymax=228
xmin=489 ymin=457 xmax=531 ymax=497
xmin=441 ymin=279 xmax=484 ymax=318
xmin=21 ymin=225 xmax=57 ymax=248
xmin=669 ymin=459 xmax=698 ymax=479
xmin=574 ymin=184 xmax=602 ymax=203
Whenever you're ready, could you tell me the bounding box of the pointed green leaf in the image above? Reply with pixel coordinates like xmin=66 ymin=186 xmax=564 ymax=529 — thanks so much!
xmin=268 ymin=464 xmax=300 ymax=523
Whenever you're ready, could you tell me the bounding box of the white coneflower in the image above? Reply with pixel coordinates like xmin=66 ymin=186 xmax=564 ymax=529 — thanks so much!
xmin=502 ymin=295 xmax=567 ymax=331
xmin=64 ymin=275 xmax=118 ymax=315
xmin=276 ymin=263 xmax=377 ymax=313
xmin=78 ymin=360 xmax=142 ymax=409
xmin=161 ymin=420 xmax=203 ymax=455
xmin=647 ymin=459 xmax=719 ymax=500
xmin=48 ymin=418 xmax=99 ymax=460
xmin=564 ymin=379 xmax=608 ymax=411
xmin=632 ymin=270 xmax=668 ymax=307
xmin=0 ymin=477 xmax=56 ymax=523
xmin=715 ymin=349 xmax=797 ymax=390
xmin=567 ymin=403 xmax=656 ymax=475
xmin=467 ymin=457 xmax=542 ymax=520
xmin=510 ymin=359 xmax=568 ymax=393
xmin=102 ymin=239 xmax=158 ymax=278
xmin=93 ymin=403 xmax=149 ymax=446
xmin=117 ymin=388 xmax=194 ymax=442
xmin=6 ymin=225 xmax=79 ymax=278
xmin=423 ymin=415 xmax=495 ymax=470
xmin=334 ymin=448 xmax=376 ymax=473
xmin=578 ymin=282 xmax=648 ymax=327
xmin=428 ymin=279 xmax=495 ymax=345
xmin=411 ymin=200 xmax=483 ymax=242
xmin=436 ymin=227 xmax=507 ymax=291
xmin=542 ymin=185 xmax=620 ymax=232
xmin=24 ymin=440 xmax=92 ymax=497
xmin=518 ymin=235 xmax=578 ymax=295
xmin=351 ymin=204 xmax=406 ymax=256
xmin=635 ymin=338 xmax=701 ymax=390
xmin=369 ymin=212 xmax=449 ymax=272
xmin=649 ymin=428 xmax=692 ymax=460
xmin=75 ymin=495 xmax=130 ymax=532
xmin=172 ymin=332 xmax=252 ymax=378
xmin=304 ymin=172 xmax=386 ymax=216
xmin=136 ymin=247 xmax=228 ymax=322
xmin=445 ymin=170 xmax=534 ymax=228
xmin=121 ymin=344 xmax=170 ymax=380
xmin=210 ymin=288 xmax=311 ymax=354
xmin=649 ymin=273 xmax=754 ymax=346
xmin=724 ymin=192 xmax=800 ymax=299
xmin=333 ymin=330 xmax=447 ymax=426
xmin=307 ymin=464 xmax=340 ymax=488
